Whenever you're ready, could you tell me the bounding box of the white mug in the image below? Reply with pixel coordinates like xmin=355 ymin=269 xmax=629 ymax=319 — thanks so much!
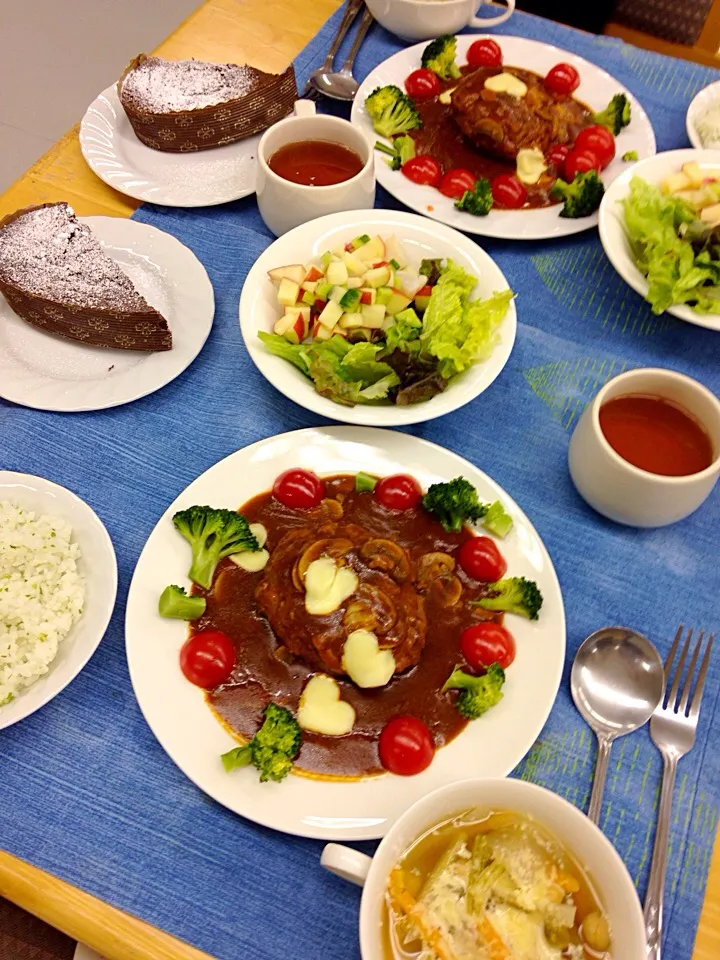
xmin=321 ymin=777 xmax=646 ymax=960
xmin=365 ymin=0 xmax=515 ymax=42
xmin=568 ymin=367 xmax=720 ymax=528
xmin=256 ymin=100 xmax=376 ymax=237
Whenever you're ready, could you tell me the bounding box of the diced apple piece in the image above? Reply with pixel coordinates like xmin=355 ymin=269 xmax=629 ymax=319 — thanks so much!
xmin=326 ymin=260 xmax=349 ymax=286
xmin=354 ymin=235 xmax=386 ymax=262
xmin=277 ymin=278 xmax=301 ymax=306
xmin=301 ymin=280 xmax=318 ymax=293
xmin=347 ymin=277 xmax=363 ymax=289
xmin=701 ymin=202 xmax=720 ymax=223
xmin=414 ymin=285 xmax=433 ymax=313
xmin=682 ymin=162 xmax=704 ymax=188
xmin=314 ymin=323 xmax=334 ymax=341
xmin=395 ymin=268 xmax=428 ymax=298
xmin=381 ymin=316 xmax=396 ymax=333
xmin=385 ymin=289 xmax=413 ymax=316
xmin=318 ymin=299 xmax=344 ymax=330
xmin=359 ymin=288 xmax=376 ymax=305
xmin=343 ymin=250 xmax=369 ymax=277
xmin=339 ymin=312 xmax=365 ymax=329
xmin=661 ymin=172 xmax=691 ymax=195
xmin=675 ymin=188 xmax=711 ymax=208
xmin=273 ymin=313 xmax=296 ymax=336
xmin=305 ymin=265 xmax=324 ymax=282
xmin=361 ymin=303 xmax=387 ymax=329
xmin=384 ymin=236 xmax=408 ymax=269
xmin=375 ymin=286 xmax=392 ymax=306
xmin=329 ymin=286 xmax=348 ymax=303
xmin=268 ymin=264 xmax=306 ymax=285
xmin=364 ymin=265 xmax=392 ymax=288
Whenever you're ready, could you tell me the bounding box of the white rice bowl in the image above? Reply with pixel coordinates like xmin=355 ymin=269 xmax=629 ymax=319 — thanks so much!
xmin=0 ymin=502 xmax=85 ymax=705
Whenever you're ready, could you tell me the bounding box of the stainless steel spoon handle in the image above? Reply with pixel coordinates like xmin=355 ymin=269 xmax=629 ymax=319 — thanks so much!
xmin=339 ymin=8 xmax=374 ymax=72
xmin=587 ymin=734 xmax=613 ymax=824
xmin=322 ymin=0 xmax=364 ymax=68
xmin=644 ymin=751 xmax=678 ymax=960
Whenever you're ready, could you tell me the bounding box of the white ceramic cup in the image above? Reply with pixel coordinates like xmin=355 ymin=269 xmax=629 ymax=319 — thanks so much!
xmin=256 ymin=100 xmax=376 ymax=237
xmin=568 ymin=367 xmax=720 ymax=528
xmin=365 ymin=0 xmax=514 ymax=42
xmin=321 ymin=777 xmax=646 ymax=960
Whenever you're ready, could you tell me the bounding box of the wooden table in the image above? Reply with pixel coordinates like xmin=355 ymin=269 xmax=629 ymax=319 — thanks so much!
xmin=0 ymin=0 xmax=718 ymax=957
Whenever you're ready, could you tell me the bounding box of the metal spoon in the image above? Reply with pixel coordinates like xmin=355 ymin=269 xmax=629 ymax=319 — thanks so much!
xmin=302 ymin=0 xmax=364 ymax=98
xmin=310 ymin=8 xmax=374 ymax=101
xmin=571 ymin=626 xmax=665 ymax=824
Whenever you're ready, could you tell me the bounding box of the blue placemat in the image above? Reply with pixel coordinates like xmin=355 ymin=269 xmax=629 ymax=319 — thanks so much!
xmin=2 ymin=9 xmax=720 ymax=960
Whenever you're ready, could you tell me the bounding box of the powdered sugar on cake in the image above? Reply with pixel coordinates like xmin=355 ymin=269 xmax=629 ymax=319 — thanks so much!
xmin=120 ymin=56 xmax=261 ymax=113
xmin=0 ymin=204 xmax=153 ymax=312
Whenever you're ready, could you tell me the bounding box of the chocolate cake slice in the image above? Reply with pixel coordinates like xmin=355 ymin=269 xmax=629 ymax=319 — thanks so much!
xmin=0 ymin=203 xmax=172 ymax=351
xmin=118 ymin=54 xmax=297 ymax=153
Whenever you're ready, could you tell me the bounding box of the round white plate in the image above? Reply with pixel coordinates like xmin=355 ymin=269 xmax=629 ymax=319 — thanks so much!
xmin=599 ymin=148 xmax=720 ymax=331
xmin=80 ymin=85 xmax=259 ymax=207
xmin=125 ymin=426 xmax=566 ymax=841
xmin=0 ymin=216 xmax=215 ymax=411
xmin=239 ymin=209 xmax=516 ymax=426
xmin=351 ymin=34 xmax=656 ymax=240
xmin=686 ymin=79 xmax=720 ymax=149
xmin=0 ymin=472 xmax=117 ymax=731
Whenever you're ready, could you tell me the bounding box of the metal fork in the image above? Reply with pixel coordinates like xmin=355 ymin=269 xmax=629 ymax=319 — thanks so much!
xmin=644 ymin=626 xmax=714 ymax=960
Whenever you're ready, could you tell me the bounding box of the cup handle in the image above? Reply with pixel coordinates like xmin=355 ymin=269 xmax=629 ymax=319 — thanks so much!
xmin=321 ymin=843 xmax=372 ymax=887
xmin=294 ymin=99 xmax=317 ymax=118
xmin=470 ymin=0 xmax=515 ymax=28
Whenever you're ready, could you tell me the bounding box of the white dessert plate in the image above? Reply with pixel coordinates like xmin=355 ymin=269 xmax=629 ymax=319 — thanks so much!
xmin=686 ymin=79 xmax=720 ymax=149
xmin=0 ymin=471 xmax=117 ymax=731
xmin=351 ymin=34 xmax=656 ymax=240
xmin=0 ymin=216 xmax=214 ymax=412
xmin=599 ymin=148 xmax=720 ymax=331
xmin=80 ymin=84 xmax=258 ymax=206
xmin=125 ymin=426 xmax=565 ymax=841
xmin=239 ymin=209 xmax=517 ymax=426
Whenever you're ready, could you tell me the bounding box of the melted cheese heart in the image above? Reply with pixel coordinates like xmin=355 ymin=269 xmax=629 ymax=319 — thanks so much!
xmin=297 ymin=674 xmax=356 ymax=736
xmin=230 ymin=524 xmax=270 ymax=572
xmin=304 ymin=556 xmax=358 ymax=615
xmin=484 ymin=72 xmax=528 ymax=98
xmin=342 ymin=629 xmax=396 ymax=688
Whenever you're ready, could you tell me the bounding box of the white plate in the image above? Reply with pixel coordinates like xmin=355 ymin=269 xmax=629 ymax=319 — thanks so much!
xmin=0 ymin=216 xmax=215 ymax=411
xmin=239 ymin=209 xmax=516 ymax=426
xmin=599 ymin=148 xmax=720 ymax=331
xmin=0 ymin=472 xmax=117 ymax=731
xmin=351 ymin=35 xmax=656 ymax=240
xmin=125 ymin=426 xmax=565 ymax=841
xmin=686 ymin=79 xmax=720 ymax=149
xmin=80 ymin=85 xmax=258 ymax=207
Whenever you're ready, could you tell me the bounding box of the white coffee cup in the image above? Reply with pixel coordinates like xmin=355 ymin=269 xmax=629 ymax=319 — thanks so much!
xmin=256 ymin=100 xmax=376 ymax=237
xmin=365 ymin=0 xmax=514 ymax=42
xmin=568 ymin=367 xmax=720 ymax=528
xmin=321 ymin=778 xmax=646 ymax=959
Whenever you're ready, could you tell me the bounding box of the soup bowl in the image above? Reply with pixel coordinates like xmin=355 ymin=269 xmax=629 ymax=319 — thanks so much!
xmin=321 ymin=777 xmax=646 ymax=959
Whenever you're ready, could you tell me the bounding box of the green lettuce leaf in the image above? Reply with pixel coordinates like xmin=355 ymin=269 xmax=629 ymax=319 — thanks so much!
xmin=305 ymin=337 xmax=399 ymax=406
xmin=385 ymin=310 xmax=422 ymax=354
xmin=340 ymin=342 xmax=397 ymax=384
xmin=257 ymin=332 xmax=311 ymax=374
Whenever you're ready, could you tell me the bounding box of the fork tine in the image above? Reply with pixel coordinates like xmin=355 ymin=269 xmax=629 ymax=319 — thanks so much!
xmin=679 ymin=630 xmax=704 ymax=714
xmin=665 ymin=625 xmax=690 ymax=710
xmin=689 ymin=633 xmax=714 ymax=720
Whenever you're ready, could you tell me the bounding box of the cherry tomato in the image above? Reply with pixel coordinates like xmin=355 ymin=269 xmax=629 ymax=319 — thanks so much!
xmin=375 ymin=474 xmax=423 ymax=511
xmin=457 ymin=536 xmax=508 ymax=582
xmin=491 ymin=173 xmax=528 ymax=209
xmin=438 ymin=168 xmax=476 ymax=199
xmin=273 ymin=468 xmax=325 ymax=508
xmin=564 ymin=148 xmax=601 ymax=181
xmin=545 ymin=62 xmax=580 ymax=96
xmin=379 ymin=716 xmax=435 ymax=775
xmin=546 ymin=143 xmax=570 ymax=168
xmin=467 ymin=38 xmax=503 ymax=69
xmin=405 ymin=68 xmax=441 ymax=100
xmin=574 ymin=124 xmax=615 ymax=169
xmin=180 ymin=630 xmax=235 ymax=689
xmin=461 ymin=622 xmax=516 ymax=671
xmin=402 ymin=155 xmax=442 ymax=187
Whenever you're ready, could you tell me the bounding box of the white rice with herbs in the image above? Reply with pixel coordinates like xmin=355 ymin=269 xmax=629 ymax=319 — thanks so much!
xmin=0 ymin=502 xmax=85 ymax=706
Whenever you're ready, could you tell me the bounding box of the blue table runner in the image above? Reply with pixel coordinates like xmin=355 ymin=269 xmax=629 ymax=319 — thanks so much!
xmin=2 ymin=9 xmax=720 ymax=960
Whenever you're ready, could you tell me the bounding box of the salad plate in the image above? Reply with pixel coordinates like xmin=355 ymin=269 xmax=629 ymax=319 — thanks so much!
xmin=686 ymin=79 xmax=720 ymax=149
xmin=125 ymin=426 xmax=565 ymax=841
xmin=351 ymin=34 xmax=656 ymax=240
xmin=239 ymin=209 xmax=516 ymax=425
xmin=0 ymin=217 xmax=215 ymax=411
xmin=599 ymin=148 xmax=720 ymax=331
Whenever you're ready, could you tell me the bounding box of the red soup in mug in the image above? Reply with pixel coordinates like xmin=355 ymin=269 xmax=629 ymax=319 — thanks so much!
xmin=598 ymin=394 xmax=714 ymax=477
xmin=268 ymin=139 xmax=364 ymax=186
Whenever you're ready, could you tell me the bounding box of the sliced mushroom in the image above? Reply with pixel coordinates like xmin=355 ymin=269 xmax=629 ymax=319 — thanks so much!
xmin=430 ymin=575 xmax=463 ymax=607
xmin=309 ymin=498 xmax=344 ymax=521
xmin=344 ymin=584 xmax=397 ymax=635
xmin=359 ymin=539 xmax=411 ymax=581
xmin=416 ymin=552 xmax=455 ymax=586
xmin=293 ymin=537 xmax=353 ymax=590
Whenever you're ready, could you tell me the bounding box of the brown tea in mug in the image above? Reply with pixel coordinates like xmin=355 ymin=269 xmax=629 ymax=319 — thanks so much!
xmin=268 ymin=139 xmax=364 ymax=186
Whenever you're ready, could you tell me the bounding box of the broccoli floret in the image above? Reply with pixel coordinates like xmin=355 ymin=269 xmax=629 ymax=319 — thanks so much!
xmin=442 ymin=663 xmax=505 ymax=719
xmin=374 ymin=134 xmax=416 ymax=171
xmin=221 ymin=703 xmax=302 ymax=783
xmin=473 ymin=577 xmax=544 ymax=620
xmin=421 ymin=34 xmax=461 ymax=80
xmin=622 ymin=150 xmax=638 ymax=162
xmin=365 ymin=85 xmax=422 ymax=138
xmin=158 ymin=584 xmax=206 ymax=620
xmin=455 ymin=177 xmax=493 ymax=216
xmin=592 ymin=93 xmax=631 ymax=135
xmin=422 ymin=476 xmax=488 ymax=532
xmin=551 ymin=170 xmax=605 ymax=219
xmin=173 ymin=505 xmax=259 ymax=589
xmin=482 ymin=500 xmax=513 ymax=539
